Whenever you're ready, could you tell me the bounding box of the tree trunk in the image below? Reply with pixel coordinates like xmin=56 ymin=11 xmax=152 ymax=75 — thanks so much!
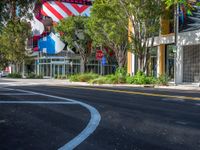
xmin=80 ymin=57 xmax=86 ymax=73
xmin=138 ymin=55 xmax=144 ymax=72
xmin=116 ymin=49 xmax=126 ymax=68
xmin=11 ymin=0 xmax=16 ymax=20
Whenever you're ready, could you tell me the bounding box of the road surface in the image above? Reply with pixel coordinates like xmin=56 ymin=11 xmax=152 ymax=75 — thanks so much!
xmin=0 ymin=79 xmax=200 ymax=150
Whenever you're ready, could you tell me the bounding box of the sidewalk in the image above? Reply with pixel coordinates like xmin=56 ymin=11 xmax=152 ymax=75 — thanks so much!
xmin=1 ymin=78 xmax=200 ymax=91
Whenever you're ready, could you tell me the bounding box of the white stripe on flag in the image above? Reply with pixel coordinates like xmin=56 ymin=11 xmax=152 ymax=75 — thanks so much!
xmin=63 ymin=3 xmax=79 ymax=16
xmin=42 ymin=5 xmax=60 ymax=22
xmin=81 ymin=7 xmax=91 ymax=16
xmin=48 ymin=1 xmax=68 ymax=19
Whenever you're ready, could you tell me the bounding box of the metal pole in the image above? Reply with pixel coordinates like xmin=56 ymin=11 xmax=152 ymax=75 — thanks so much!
xmin=174 ymin=3 xmax=179 ymax=86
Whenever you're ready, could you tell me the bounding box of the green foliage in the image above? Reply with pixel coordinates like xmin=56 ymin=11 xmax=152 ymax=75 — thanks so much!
xmin=89 ymin=76 xmax=108 ymax=84
xmin=54 ymin=74 xmax=67 ymax=79
xmin=132 ymin=71 xmax=147 ymax=84
xmin=7 ymin=73 xmax=22 ymax=78
xmin=114 ymin=68 xmax=127 ymax=83
xmin=89 ymin=68 xmax=127 ymax=84
xmin=156 ymin=74 xmax=169 ymax=85
xmin=0 ymin=19 xmax=31 ymax=65
xmin=0 ymin=0 xmax=37 ymax=22
xmin=88 ymin=0 xmax=128 ymax=68
xmin=68 ymin=69 xmax=169 ymax=85
xmin=126 ymin=75 xmax=135 ymax=84
xmin=126 ymin=71 xmax=156 ymax=85
xmin=55 ymin=16 xmax=92 ymax=70
xmin=26 ymin=73 xmax=43 ymax=79
xmin=69 ymin=73 xmax=99 ymax=82
xmin=69 ymin=74 xmax=79 ymax=82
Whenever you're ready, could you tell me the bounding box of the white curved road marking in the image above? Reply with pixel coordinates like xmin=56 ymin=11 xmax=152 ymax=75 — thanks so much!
xmin=2 ymin=88 xmax=101 ymax=150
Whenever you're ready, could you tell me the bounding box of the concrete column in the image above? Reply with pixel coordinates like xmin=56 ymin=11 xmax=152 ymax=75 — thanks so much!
xmin=127 ymin=52 xmax=137 ymax=76
xmin=175 ymin=45 xmax=183 ymax=83
xmin=127 ymin=51 xmax=132 ymax=75
xmin=157 ymin=44 xmax=165 ymax=76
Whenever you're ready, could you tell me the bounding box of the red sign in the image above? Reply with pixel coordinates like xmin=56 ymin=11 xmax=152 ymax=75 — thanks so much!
xmin=96 ymin=50 xmax=103 ymax=60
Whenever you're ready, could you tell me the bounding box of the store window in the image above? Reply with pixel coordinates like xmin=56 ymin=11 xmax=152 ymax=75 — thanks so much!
xmin=165 ymin=45 xmax=175 ymax=81
xmin=149 ymin=47 xmax=157 ymax=77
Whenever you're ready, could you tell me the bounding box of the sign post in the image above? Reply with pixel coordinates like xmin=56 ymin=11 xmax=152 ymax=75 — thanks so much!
xmin=96 ymin=50 xmax=104 ymax=75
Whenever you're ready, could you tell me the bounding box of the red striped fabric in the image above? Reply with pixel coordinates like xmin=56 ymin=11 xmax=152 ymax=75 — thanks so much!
xmin=43 ymin=2 xmax=64 ymax=20
xmin=41 ymin=1 xmax=91 ymax=22
xmin=55 ymin=1 xmax=73 ymax=16
xmin=71 ymin=4 xmax=88 ymax=13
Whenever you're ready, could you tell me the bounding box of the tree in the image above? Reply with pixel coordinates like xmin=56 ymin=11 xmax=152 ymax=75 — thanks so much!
xmin=88 ymin=0 xmax=128 ymax=68
xmin=0 ymin=0 xmax=37 ymax=21
xmin=0 ymin=0 xmax=38 ymax=71
xmin=56 ymin=16 xmax=92 ymax=72
xmin=0 ymin=19 xmax=31 ymax=72
xmin=119 ymin=0 xmax=162 ymax=72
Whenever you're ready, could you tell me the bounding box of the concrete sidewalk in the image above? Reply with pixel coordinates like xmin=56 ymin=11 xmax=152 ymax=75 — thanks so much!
xmin=0 ymin=78 xmax=199 ymax=91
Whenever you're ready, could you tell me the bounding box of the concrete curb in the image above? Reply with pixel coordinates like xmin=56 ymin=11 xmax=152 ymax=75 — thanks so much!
xmin=1 ymin=78 xmax=199 ymax=91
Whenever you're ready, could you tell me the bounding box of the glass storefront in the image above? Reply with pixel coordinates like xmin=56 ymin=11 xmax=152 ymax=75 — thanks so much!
xmin=165 ymin=45 xmax=175 ymax=81
xmin=150 ymin=47 xmax=157 ymax=77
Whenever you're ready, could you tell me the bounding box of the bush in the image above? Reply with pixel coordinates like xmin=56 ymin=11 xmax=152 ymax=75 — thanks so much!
xmin=126 ymin=75 xmax=135 ymax=84
xmin=7 ymin=73 xmax=22 ymax=78
xmin=70 ymin=72 xmax=99 ymax=82
xmin=26 ymin=73 xmax=43 ymax=79
xmin=105 ymin=74 xmax=119 ymax=84
xmin=156 ymin=74 xmax=169 ymax=85
xmin=69 ymin=74 xmax=79 ymax=82
xmin=89 ymin=76 xmax=107 ymax=84
xmin=114 ymin=68 xmax=127 ymax=83
xmin=126 ymin=71 xmax=157 ymax=85
xmin=132 ymin=71 xmax=147 ymax=84
xmin=145 ymin=76 xmax=157 ymax=84
xmin=60 ymin=75 xmax=67 ymax=79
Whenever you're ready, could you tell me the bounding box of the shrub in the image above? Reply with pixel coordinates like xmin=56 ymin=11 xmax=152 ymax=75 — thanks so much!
xmin=132 ymin=71 xmax=147 ymax=84
xmin=156 ymin=74 xmax=169 ymax=85
xmin=114 ymin=68 xmax=127 ymax=83
xmin=126 ymin=71 xmax=157 ymax=85
xmin=126 ymin=75 xmax=135 ymax=84
xmin=26 ymin=73 xmax=43 ymax=79
xmin=145 ymin=76 xmax=157 ymax=84
xmin=105 ymin=74 xmax=119 ymax=84
xmin=70 ymin=72 xmax=99 ymax=82
xmin=60 ymin=75 xmax=67 ymax=79
xmin=7 ymin=73 xmax=22 ymax=78
xmin=89 ymin=76 xmax=107 ymax=84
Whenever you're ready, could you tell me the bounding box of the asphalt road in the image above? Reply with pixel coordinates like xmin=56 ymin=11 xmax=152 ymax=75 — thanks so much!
xmin=0 ymin=80 xmax=200 ymax=150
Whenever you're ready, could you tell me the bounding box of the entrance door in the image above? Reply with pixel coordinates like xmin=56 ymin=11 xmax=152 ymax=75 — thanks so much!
xmin=53 ymin=64 xmax=64 ymax=77
xmin=166 ymin=45 xmax=175 ymax=81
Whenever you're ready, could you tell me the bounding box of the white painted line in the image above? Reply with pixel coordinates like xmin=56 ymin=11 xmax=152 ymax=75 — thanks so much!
xmin=162 ymin=98 xmax=185 ymax=102
xmin=176 ymin=121 xmax=188 ymax=125
xmin=0 ymin=93 xmax=36 ymax=96
xmin=3 ymin=87 xmax=101 ymax=150
xmin=0 ymin=101 xmax=76 ymax=104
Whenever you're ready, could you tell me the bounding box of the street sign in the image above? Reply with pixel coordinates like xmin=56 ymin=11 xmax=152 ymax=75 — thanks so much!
xmin=102 ymin=56 xmax=106 ymax=66
xmin=96 ymin=50 xmax=103 ymax=60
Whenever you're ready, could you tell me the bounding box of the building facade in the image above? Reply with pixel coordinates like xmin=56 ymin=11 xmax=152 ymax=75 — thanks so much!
xmin=128 ymin=1 xmax=200 ymax=84
xmin=26 ymin=0 xmax=116 ymax=77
